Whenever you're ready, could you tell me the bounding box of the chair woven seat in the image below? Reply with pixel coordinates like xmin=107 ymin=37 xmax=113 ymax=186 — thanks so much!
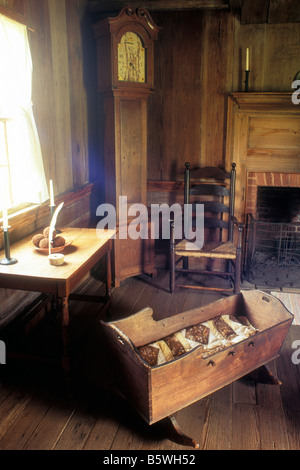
xmin=175 ymin=240 xmax=237 ymax=259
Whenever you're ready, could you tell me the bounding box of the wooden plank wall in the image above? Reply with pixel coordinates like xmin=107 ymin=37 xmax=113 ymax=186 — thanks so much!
xmin=148 ymin=10 xmax=235 ymax=181
xmin=147 ymin=10 xmax=300 ymax=198
xmin=233 ymin=21 xmax=300 ymax=93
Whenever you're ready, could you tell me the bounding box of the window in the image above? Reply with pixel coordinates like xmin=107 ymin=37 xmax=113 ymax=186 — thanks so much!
xmin=0 ymin=13 xmax=48 ymax=222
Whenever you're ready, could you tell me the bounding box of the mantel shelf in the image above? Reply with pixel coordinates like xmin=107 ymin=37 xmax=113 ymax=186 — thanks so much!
xmin=230 ymin=92 xmax=297 ymax=111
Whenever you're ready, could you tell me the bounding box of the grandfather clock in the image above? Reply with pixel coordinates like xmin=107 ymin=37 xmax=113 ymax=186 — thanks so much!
xmin=93 ymin=8 xmax=160 ymax=287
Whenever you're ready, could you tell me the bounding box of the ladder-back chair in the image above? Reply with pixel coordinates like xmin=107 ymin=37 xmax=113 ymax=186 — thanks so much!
xmin=169 ymin=162 xmax=243 ymax=294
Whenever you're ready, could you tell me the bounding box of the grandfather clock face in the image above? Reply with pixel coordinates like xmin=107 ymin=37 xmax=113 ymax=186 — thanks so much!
xmin=117 ymin=31 xmax=146 ymax=83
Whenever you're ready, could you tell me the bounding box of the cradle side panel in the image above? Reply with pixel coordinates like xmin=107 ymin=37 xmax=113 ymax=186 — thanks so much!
xmin=149 ymin=319 xmax=291 ymax=424
xmin=100 ymin=321 xmax=152 ymax=423
xmin=241 ymin=290 xmax=294 ymax=330
xmin=112 ymin=294 xmax=242 ymax=347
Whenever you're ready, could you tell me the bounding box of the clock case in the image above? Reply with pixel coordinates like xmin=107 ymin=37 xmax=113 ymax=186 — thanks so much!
xmin=93 ymin=8 xmax=160 ymax=287
xmin=93 ymin=7 xmax=159 ymax=93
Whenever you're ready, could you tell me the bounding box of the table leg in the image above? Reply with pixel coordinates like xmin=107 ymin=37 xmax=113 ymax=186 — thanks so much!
xmin=61 ymin=296 xmax=70 ymax=374
xmin=106 ymin=248 xmax=112 ymax=299
xmin=104 ymin=248 xmax=113 ymax=320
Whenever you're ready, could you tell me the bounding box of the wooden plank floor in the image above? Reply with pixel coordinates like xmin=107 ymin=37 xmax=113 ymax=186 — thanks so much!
xmin=0 ymin=268 xmax=300 ymax=451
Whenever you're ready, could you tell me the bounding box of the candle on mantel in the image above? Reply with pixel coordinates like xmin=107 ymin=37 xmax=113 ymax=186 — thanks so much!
xmin=49 ymin=180 xmax=54 ymax=206
xmin=246 ymin=48 xmax=249 ymax=71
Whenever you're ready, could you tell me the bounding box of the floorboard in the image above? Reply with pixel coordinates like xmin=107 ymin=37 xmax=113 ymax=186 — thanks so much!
xmin=0 ymin=268 xmax=300 ymax=452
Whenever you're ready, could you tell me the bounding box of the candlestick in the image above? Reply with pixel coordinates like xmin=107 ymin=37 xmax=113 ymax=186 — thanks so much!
xmin=49 ymin=180 xmax=54 ymax=206
xmin=1 ymin=227 xmax=18 ymax=265
xmin=244 ymin=69 xmax=250 ymax=92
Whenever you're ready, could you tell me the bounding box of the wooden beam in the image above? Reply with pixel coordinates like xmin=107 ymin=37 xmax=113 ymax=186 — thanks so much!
xmin=88 ymin=0 xmax=230 ymax=14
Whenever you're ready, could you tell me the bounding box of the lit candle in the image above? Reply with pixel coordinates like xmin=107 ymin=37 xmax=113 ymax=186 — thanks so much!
xmin=246 ymin=48 xmax=249 ymax=71
xmin=49 ymin=180 xmax=54 ymax=206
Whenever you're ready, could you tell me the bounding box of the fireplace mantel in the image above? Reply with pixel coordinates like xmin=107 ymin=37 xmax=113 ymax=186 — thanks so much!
xmin=229 ymin=92 xmax=298 ymax=111
xmin=225 ymin=92 xmax=300 ymax=222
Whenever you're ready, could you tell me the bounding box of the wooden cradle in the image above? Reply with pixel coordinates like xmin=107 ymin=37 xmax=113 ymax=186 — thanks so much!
xmin=100 ymin=290 xmax=293 ymax=447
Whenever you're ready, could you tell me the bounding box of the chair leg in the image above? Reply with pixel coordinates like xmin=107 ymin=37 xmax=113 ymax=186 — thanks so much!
xmin=234 ymin=225 xmax=243 ymax=294
xmin=234 ymin=257 xmax=241 ymax=293
xmin=170 ymin=222 xmax=175 ymax=293
xmin=183 ymin=256 xmax=188 ymax=272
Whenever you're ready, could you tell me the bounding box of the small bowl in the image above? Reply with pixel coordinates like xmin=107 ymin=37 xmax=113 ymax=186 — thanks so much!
xmin=32 ymin=240 xmax=72 ymax=253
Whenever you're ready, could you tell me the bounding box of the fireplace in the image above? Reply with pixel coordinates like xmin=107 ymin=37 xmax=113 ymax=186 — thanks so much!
xmin=225 ymin=93 xmax=300 ymax=224
xmin=245 ymin=182 xmax=300 ymax=288
xmin=245 ymin=171 xmax=300 ymax=220
xmin=225 ymin=92 xmax=300 ymax=288
xmin=256 ymin=186 xmax=300 ymax=223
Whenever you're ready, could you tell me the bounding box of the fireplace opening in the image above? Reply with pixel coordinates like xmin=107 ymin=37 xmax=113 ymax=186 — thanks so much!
xmin=256 ymin=186 xmax=300 ymax=223
xmin=245 ymin=186 xmax=300 ymax=289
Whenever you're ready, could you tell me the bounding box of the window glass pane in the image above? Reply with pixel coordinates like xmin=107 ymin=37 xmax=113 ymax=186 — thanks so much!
xmin=0 ymin=166 xmax=11 ymax=211
xmin=0 ymin=14 xmax=49 ymax=208
xmin=0 ymin=121 xmax=8 ymax=166
xmin=0 ymin=166 xmax=9 ymax=182
xmin=7 ymin=118 xmax=33 ymax=206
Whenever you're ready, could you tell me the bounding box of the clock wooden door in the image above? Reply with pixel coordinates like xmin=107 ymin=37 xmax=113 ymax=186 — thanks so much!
xmin=93 ymin=8 xmax=160 ymax=287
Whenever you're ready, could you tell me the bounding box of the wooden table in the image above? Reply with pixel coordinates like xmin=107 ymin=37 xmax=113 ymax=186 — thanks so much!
xmin=0 ymin=227 xmax=115 ymax=373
